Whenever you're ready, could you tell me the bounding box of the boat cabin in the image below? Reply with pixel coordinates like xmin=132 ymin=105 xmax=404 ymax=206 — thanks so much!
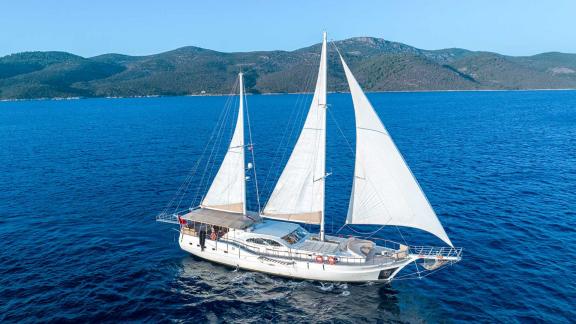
xmin=179 ymin=207 xmax=257 ymax=239
xmin=178 ymin=207 xmax=405 ymax=264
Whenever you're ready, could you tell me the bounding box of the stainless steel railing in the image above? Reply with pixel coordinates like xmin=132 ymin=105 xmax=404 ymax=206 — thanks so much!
xmin=182 ymin=229 xmax=402 ymax=266
xmin=175 ymin=221 xmax=462 ymax=265
xmin=409 ymin=246 xmax=463 ymax=259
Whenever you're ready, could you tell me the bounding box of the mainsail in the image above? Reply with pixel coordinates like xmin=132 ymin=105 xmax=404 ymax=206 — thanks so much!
xmin=263 ymin=32 xmax=327 ymax=225
xmin=201 ymin=73 xmax=246 ymax=214
xmin=339 ymin=55 xmax=453 ymax=247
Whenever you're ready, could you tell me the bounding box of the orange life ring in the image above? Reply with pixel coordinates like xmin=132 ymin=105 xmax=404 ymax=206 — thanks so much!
xmin=315 ymin=255 xmax=324 ymax=263
xmin=210 ymin=232 xmax=217 ymax=240
xmin=328 ymin=256 xmax=336 ymax=265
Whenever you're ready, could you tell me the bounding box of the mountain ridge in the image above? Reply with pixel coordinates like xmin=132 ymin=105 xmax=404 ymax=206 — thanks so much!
xmin=1 ymin=37 xmax=576 ymax=99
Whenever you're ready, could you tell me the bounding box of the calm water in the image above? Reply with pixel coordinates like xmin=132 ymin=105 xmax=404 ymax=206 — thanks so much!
xmin=1 ymin=91 xmax=575 ymax=323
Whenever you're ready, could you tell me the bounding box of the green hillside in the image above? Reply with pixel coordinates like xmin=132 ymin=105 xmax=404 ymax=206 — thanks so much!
xmin=1 ymin=37 xmax=576 ymax=99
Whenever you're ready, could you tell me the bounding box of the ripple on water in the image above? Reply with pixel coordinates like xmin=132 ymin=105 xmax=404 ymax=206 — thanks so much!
xmin=1 ymin=91 xmax=575 ymax=322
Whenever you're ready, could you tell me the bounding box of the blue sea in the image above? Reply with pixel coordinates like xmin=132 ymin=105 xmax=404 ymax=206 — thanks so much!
xmin=1 ymin=91 xmax=575 ymax=323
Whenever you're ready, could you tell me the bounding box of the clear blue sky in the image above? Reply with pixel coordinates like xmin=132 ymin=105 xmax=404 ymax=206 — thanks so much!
xmin=1 ymin=0 xmax=575 ymax=57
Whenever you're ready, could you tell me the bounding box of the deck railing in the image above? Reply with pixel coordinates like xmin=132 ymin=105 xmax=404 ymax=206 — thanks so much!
xmin=409 ymin=246 xmax=463 ymax=259
xmin=170 ymin=215 xmax=463 ymax=265
xmin=156 ymin=212 xmax=180 ymax=224
xmin=180 ymin=228 xmax=405 ymax=266
xmin=224 ymin=238 xmax=392 ymax=266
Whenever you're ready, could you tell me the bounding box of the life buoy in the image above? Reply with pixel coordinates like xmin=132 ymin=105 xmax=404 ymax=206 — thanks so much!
xmin=328 ymin=256 xmax=336 ymax=265
xmin=437 ymin=255 xmax=444 ymax=260
xmin=210 ymin=232 xmax=217 ymax=240
xmin=315 ymin=255 xmax=324 ymax=263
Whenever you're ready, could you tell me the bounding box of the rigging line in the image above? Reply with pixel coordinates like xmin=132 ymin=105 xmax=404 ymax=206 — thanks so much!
xmin=269 ymin=79 xmax=313 ymax=188
xmin=329 ymin=203 xmax=336 ymax=234
xmin=399 ymin=226 xmax=422 ymax=277
xmin=329 ymin=40 xmax=345 ymax=62
xmin=308 ymin=103 xmax=324 ymax=217
xmin=262 ymin=64 xmax=315 ymax=196
xmin=192 ymin=81 xmax=238 ymax=207
xmin=188 ymin=83 xmax=238 ymax=208
xmin=266 ymin=46 xmax=320 ymax=188
xmin=334 ymin=224 xmax=347 ymax=234
xmin=191 ymin=91 xmax=235 ymax=208
xmin=348 ymin=179 xmax=418 ymax=256
xmin=243 ymin=82 xmax=261 ymax=213
xmin=190 ymin=132 xmax=225 ymax=208
xmin=344 ymin=225 xmax=387 ymax=236
xmin=274 ymin=59 xmax=317 ymax=169
xmin=168 ymin=133 xmax=220 ymax=212
xmin=220 ymin=83 xmax=243 ymax=208
xmin=260 ymin=57 xmax=317 ymax=201
xmin=365 ymin=225 xmax=386 ymax=239
xmin=261 ymin=90 xmax=307 ymax=199
xmin=348 ymin=172 xmax=407 ymax=244
xmin=393 ymin=262 xmax=452 ymax=281
xmin=168 ymin=154 xmax=204 ymax=214
xmin=162 ymin=153 xmax=200 ymax=214
xmin=166 ymin=84 xmax=238 ymax=214
xmin=168 ymin=162 xmax=201 ymax=214
xmin=395 ymin=225 xmax=410 ymax=247
xmin=327 ymin=108 xmax=355 ymax=155
xmin=414 ymin=255 xmax=423 ymax=279
xmin=361 ymin=177 xmax=412 ymax=248
xmin=201 ymin=92 xmax=238 ymax=199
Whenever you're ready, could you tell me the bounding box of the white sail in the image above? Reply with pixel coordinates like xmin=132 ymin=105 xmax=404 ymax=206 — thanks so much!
xmin=339 ymin=55 xmax=453 ymax=247
xmin=201 ymin=73 xmax=246 ymax=214
xmin=263 ymin=33 xmax=327 ymax=224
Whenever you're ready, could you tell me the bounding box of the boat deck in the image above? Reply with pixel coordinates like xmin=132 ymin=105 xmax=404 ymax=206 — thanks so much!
xmin=298 ymin=239 xmax=341 ymax=255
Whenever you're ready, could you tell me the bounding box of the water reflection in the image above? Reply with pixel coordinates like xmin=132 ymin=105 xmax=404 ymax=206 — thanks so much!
xmin=173 ymin=254 xmax=445 ymax=322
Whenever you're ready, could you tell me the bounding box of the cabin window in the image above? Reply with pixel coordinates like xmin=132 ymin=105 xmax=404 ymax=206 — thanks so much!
xmin=246 ymin=238 xmax=283 ymax=247
xmin=282 ymin=227 xmax=308 ymax=244
xmin=263 ymin=239 xmax=282 ymax=247
xmin=247 ymin=238 xmax=265 ymax=245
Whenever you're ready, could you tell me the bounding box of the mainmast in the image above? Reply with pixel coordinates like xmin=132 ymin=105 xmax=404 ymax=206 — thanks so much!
xmin=239 ymin=73 xmax=247 ymax=216
xmin=319 ymin=31 xmax=327 ymax=241
xmin=263 ymin=32 xmax=328 ymax=241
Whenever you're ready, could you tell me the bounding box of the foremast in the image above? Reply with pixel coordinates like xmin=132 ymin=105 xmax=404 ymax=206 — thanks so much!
xmin=200 ymin=73 xmax=247 ymax=215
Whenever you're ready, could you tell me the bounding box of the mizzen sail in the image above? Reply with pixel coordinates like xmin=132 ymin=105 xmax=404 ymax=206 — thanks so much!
xmin=339 ymin=55 xmax=453 ymax=247
xmin=201 ymin=73 xmax=246 ymax=214
xmin=263 ymin=33 xmax=327 ymax=224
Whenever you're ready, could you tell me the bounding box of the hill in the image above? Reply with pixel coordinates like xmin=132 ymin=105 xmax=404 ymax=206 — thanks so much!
xmin=1 ymin=37 xmax=576 ymax=99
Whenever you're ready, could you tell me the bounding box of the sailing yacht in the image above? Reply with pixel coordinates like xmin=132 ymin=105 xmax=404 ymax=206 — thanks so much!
xmin=157 ymin=33 xmax=462 ymax=282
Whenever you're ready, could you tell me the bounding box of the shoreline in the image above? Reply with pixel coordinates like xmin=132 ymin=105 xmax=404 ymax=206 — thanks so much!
xmin=1 ymin=88 xmax=575 ymax=103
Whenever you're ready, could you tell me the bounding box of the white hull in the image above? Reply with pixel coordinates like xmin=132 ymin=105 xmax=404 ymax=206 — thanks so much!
xmin=179 ymin=233 xmax=412 ymax=282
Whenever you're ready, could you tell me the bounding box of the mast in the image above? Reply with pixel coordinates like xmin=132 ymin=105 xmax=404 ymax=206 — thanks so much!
xmin=200 ymin=73 xmax=246 ymax=214
xmin=239 ymin=73 xmax=247 ymax=216
xmin=319 ymin=31 xmax=327 ymax=241
xmin=263 ymin=32 xmax=327 ymax=237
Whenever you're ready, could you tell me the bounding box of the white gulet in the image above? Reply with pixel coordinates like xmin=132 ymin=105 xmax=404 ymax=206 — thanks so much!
xmin=158 ymin=33 xmax=462 ymax=282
